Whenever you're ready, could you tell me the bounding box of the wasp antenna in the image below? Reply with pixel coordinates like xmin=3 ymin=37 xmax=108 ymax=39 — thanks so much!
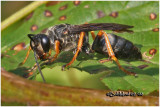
xmin=28 ymin=34 xmax=35 ymax=41
xmin=33 ymin=50 xmax=46 ymax=83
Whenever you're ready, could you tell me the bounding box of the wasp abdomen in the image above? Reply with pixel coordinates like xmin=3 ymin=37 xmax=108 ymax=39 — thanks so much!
xmin=92 ymin=33 xmax=142 ymax=59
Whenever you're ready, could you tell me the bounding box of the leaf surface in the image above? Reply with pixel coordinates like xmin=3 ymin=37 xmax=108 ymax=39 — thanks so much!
xmin=1 ymin=1 xmax=159 ymax=95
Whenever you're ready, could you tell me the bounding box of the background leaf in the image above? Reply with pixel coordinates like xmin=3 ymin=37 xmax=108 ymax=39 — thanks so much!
xmin=1 ymin=1 xmax=159 ymax=95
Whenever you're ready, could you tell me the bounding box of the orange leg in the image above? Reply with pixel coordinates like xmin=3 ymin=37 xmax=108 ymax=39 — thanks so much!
xmin=90 ymin=31 xmax=96 ymax=40
xmin=27 ymin=41 xmax=60 ymax=75
xmin=85 ymin=22 xmax=96 ymax=40
xmin=99 ymin=58 xmax=112 ymax=63
xmin=48 ymin=49 xmax=52 ymax=57
xmin=49 ymin=40 xmax=60 ymax=63
xmin=42 ymin=49 xmax=52 ymax=59
xmin=62 ymin=32 xmax=85 ymax=70
xmin=98 ymin=30 xmax=136 ymax=76
xmin=19 ymin=46 xmax=32 ymax=66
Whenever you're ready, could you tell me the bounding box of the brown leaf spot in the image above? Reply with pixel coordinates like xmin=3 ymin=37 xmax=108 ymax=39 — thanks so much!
xmin=59 ymin=4 xmax=68 ymax=11
xmin=149 ymin=48 xmax=157 ymax=55
xmin=41 ymin=28 xmax=48 ymax=33
xmin=97 ymin=10 xmax=106 ymax=18
xmin=44 ymin=10 xmax=53 ymax=17
xmin=150 ymin=13 xmax=157 ymax=20
xmin=152 ymin=28 xmax=159 ymax=32
xmin=73 ymin=1 xmax=81 ymax=6
xmin=25 ymin=12 xmax=34 ymax=21
xmin=125 ymin=66 xmax=134 ymax=70
xmin=11 ymin=42 xmax=26 ymax=51
xmin=59 ymin=15 xmax=66 ymax=21
xmin=46 ymin=1 xmax=61 ymax=7
xmin=137 ymin=65 xmax=148 ymax=69
xmin=31 ymin=25 xmax=38 ymax=31
xmin=109 ymin=11 xmax=119 ymax=18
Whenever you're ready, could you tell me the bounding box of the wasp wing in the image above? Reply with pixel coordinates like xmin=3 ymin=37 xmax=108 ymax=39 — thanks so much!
xmin=69 ymin=23 xmax=134 ymax=33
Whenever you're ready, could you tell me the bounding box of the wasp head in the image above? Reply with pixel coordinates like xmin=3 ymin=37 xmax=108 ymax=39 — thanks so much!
xmin=28 ymin=34 xmax=50 ymax=61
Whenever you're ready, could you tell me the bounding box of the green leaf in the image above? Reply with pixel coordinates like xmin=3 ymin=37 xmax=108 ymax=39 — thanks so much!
xmin=1 ymin=1 xmax=159 ymax=95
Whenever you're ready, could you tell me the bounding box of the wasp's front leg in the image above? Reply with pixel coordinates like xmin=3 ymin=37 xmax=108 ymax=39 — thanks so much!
xmin=62 ymin=32 xmax=85 ymax=70
xmin=19 ymin=46 xmax=32 ymax=66
xmin=27 ymin=41 xmax=60 ymax=76
xmin=48 ymin=40 xmax=60 ymax=63
xmin=97 ymin=30 xmax=137 ymax=76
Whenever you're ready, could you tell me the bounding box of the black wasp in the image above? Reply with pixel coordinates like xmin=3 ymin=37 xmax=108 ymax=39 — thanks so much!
xmin=20 ymin=23 xmax=142 ymax=82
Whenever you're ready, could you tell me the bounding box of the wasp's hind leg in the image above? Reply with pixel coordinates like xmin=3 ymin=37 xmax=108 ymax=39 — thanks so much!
xmin=90 ymin=31 xmax=96 ymax=40
xmin=19 ymin=46 xmax=32 ymax=66
xmin=62 ymin=32 xmax=85 ymax=70
xmin=85 ymin=22 xmax=96 ymax=40
xmin=97 ymin=30 xmax=137 ymax=76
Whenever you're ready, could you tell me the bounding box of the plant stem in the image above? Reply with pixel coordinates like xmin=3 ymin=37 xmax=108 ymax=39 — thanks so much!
xmin=1 ymin=70 xmax=159 ymax=106
xmin=1 ymin=1 xmax=48 ymax=31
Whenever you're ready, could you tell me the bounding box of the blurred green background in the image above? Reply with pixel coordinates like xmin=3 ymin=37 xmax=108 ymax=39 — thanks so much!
xmin=1 ymin=1 xmax=32 ymax=21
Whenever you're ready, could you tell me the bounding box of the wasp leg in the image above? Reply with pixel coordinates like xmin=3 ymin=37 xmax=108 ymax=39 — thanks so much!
xmin=42 ymin=49 xmax=52 ymax=60
xmin=99 ymin=58 xmax=112 ymax=63
xmin=90 ymin=31 xmax=96 ymax=40
xmin=48 ymin=49 xmax=52 ymax=57
xmin=85 ymin=22 xmax=95 ymax=40
xmin=85 ymin=22 xmax=96 ymax=40
xmin=49 ymin=40 xmax=60 ymax=63
xmin=98 ymin=30 xmax=137 ymax=76
xmin=28 ymin=41 xmax=60 ymax=74
xmin=19 ymin=46 xmax=32 ymax=66
xmin=62 ymin=32 xmax=85 ymax=70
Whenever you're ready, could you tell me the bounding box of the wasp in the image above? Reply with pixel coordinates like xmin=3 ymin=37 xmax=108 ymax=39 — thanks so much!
xmin=19 ymin=23 xmax=142 ymax=82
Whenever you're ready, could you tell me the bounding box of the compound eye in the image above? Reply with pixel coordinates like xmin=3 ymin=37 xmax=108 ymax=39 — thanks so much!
xmin=41 ymin=36 xmax=50 ymax=53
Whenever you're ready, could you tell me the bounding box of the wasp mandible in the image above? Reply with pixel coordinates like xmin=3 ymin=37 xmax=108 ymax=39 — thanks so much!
xmin=20 ymin=23 xmax=142 ymax=82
